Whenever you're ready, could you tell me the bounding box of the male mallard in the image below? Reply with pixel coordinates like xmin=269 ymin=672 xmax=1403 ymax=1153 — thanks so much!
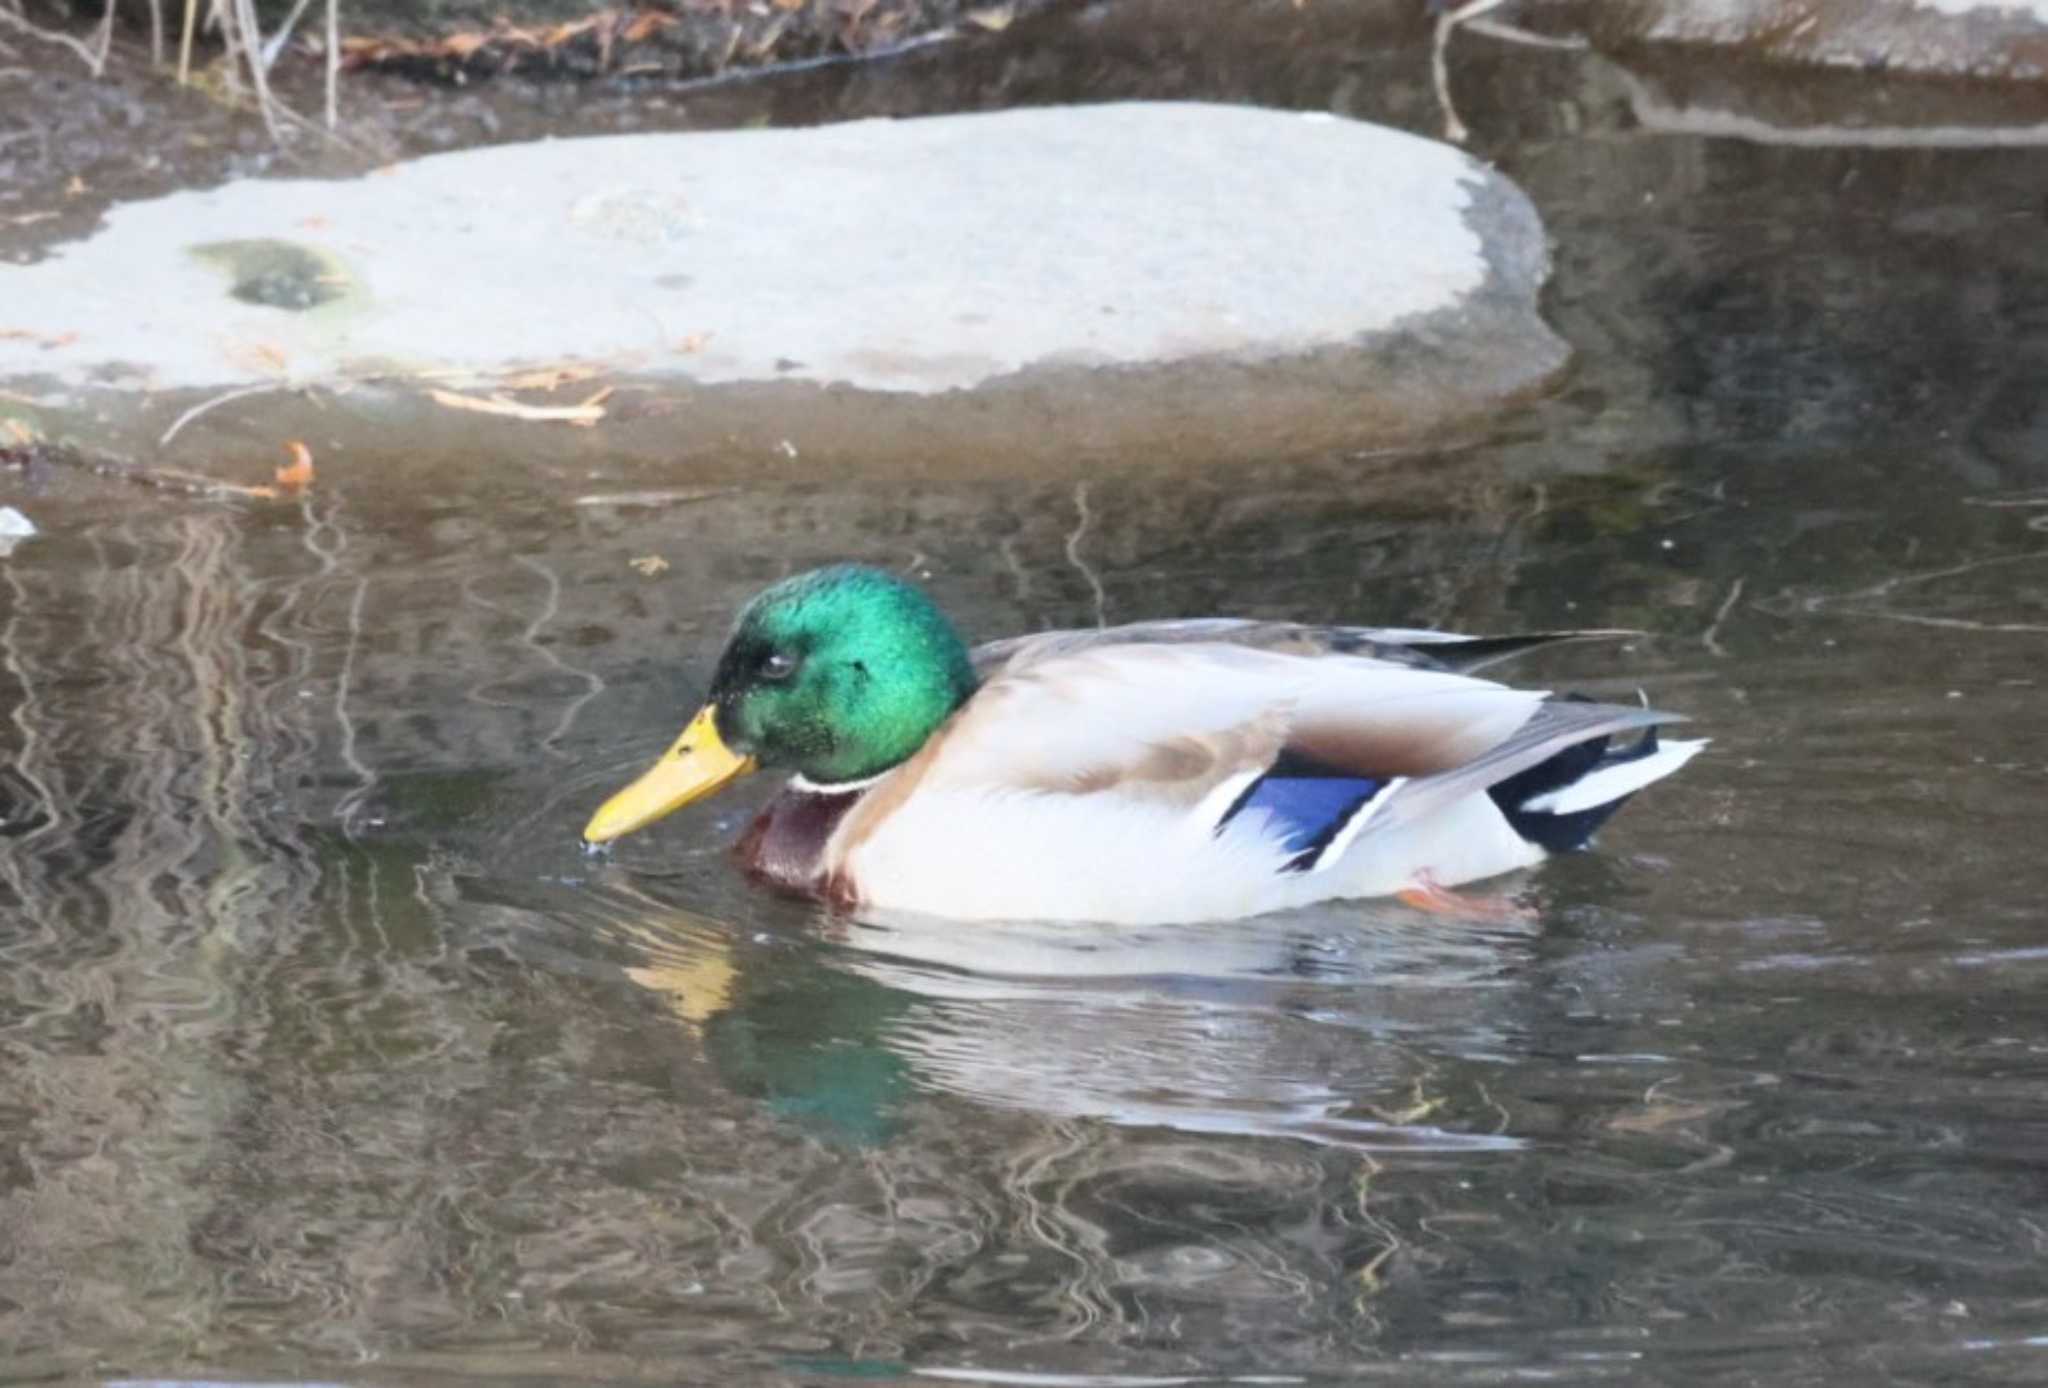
xmin=583 ymin=565 xmax=1703 ymax=924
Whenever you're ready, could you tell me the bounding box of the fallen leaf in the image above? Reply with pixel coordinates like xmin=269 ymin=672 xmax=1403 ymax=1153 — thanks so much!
xmin=427 ymin=388 xmax=607 ymax=425
xmin=2 ymin=417 xmax=36 ymax=444
xmin=64 ymin=176 xmax=87 ymax=197
xmin=343 ymin=6 xmax=676 ymax=71
xmin=539 ymin=17 xmax=601 ymax=46
xmin=622 ymin=9 xmax=676 ymax=40
xmin=628 ymin=554 xmax=670 ymax=576
xmin=275 ymin=440 xmax=315 ymax=490
xmin=964 ymin=4 xmax=1014 ymax=30
xmin=1607 ymin=1100 xmax=1725 ymax=1135
xmin=0 ymin=328 xmax=76 ymax=349
xmin=497 ymin=364 xmax=599 ymax=392
xmin=222 ymin=340 xmax=291 ymax=376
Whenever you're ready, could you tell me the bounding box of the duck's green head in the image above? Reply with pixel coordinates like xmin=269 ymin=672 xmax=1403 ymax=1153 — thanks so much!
xmin=583 ymin=565 xmax=977 ymax=844
xmin=711 ymin=564 xmax=979 ymax=780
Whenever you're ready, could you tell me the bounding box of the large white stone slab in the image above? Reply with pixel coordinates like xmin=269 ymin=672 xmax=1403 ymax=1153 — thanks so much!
xmin=1 ymin=103 xmax=1551 ymax=395
xmin=0 ymin=103 xmax=1574 ymax=469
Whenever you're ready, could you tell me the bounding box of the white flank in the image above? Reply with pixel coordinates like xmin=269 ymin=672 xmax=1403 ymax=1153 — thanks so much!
xmin=846 ymin=787 xmax=1303 ymax=925
xmin=1321 ymin=793 xmax=1547 ymax=900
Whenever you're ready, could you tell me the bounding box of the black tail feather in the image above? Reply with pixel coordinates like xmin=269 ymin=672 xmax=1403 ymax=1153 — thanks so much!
xmin=1488 ymin=721 xmax=1664 ymax=853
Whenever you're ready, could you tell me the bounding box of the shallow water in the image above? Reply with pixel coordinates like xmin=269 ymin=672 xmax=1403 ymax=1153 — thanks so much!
xmin=6 ymin=9 xmax=2048 ymax=1387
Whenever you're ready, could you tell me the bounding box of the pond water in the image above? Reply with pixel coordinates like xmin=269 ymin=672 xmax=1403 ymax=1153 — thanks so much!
xmin=5 ymin=8 xmax=2048 ymax=1386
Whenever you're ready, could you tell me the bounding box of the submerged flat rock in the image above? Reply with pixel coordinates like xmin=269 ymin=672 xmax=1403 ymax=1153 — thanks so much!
xmin=1530 ymin=0 xmax=2048 ymax=152
xmin=1 ymin=103 xmax=1566 ymax=467
xmin=1558 ymin=0 xmax=2048 ymax=87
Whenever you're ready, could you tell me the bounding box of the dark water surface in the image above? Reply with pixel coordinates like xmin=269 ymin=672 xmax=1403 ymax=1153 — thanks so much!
xmin=5 ymin=10 xmax=2048 ymax=1387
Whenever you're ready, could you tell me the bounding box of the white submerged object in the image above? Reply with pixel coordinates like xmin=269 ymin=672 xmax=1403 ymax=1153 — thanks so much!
xmin=0 ymin=506 xmax=37 ymax=558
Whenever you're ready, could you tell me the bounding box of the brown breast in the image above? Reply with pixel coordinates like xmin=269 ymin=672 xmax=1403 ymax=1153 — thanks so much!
xmin=732 ymin=785 xmax=865 ymax=907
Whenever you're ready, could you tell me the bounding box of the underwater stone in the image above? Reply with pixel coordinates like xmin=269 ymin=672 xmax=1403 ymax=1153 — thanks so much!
xmin=0 ymin=507 xmax=36 ymax=558
xmin=1546 ymin=0 xmax=2048 ymax=85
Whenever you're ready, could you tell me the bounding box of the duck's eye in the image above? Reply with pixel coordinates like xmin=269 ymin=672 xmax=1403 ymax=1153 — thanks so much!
xmin=760 ymin=650 xmax=800 ymax=682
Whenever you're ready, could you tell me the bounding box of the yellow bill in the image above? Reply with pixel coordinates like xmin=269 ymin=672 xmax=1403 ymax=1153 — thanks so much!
xmin=583 ymin=704 xmax=757 ymax=845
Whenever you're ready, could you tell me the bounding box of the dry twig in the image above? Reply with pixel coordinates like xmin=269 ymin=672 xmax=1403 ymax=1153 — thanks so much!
xmin=427 ymin=386 xmax=612 ymax=425
xmin=0 ymin=0 xmax=113 ymax=75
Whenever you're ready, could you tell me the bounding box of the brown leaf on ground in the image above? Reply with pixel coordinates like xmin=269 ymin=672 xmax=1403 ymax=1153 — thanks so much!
xmin=342 ymin=7 xmax=676 ymax=72
xmin=428 ymin=388 xmax=608 ymax=425
xmin=2 ymin=418 xmax=36 ymax=445
xmin=275 ymin=441 xmax=316 ymax=491
xmin=628 ymin=555 xmax=670 ymax=576
xmin=222 ymin=341 xmax=292 ymax=376
xmin=541 ymin=18 xmax=604 ymax=46
xmin=964 ymin=4 xmax=1014 ymax=30
xmin=622 ymin=9 xmax=677 ymax=40
xmin=64 ymin=176 xmax=87 ymax=197
xmin=497 ymin=364 xmax=601 ymax=392
xmin=0 ymin=328 xmax=77 ymax=349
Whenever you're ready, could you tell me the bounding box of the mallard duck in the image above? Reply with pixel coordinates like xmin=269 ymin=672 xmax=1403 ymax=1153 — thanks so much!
xmin=583 ymin=565 xmax=1703 ymax=924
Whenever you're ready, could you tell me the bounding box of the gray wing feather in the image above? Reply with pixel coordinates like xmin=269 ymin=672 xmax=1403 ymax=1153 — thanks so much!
xmin=1363 ymin=701 xmax=1688 ymax=837
xmin=972 ymin=621 xmax=1639 ymax=678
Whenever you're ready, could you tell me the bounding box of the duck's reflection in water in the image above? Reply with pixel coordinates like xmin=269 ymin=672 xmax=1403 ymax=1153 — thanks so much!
xmin=597 ymin=879 xmax=1540 ymax=1153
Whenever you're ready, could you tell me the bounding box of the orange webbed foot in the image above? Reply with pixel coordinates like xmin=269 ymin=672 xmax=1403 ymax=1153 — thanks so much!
xmin=1394 ymin=872 xmax=1535 ymax=923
